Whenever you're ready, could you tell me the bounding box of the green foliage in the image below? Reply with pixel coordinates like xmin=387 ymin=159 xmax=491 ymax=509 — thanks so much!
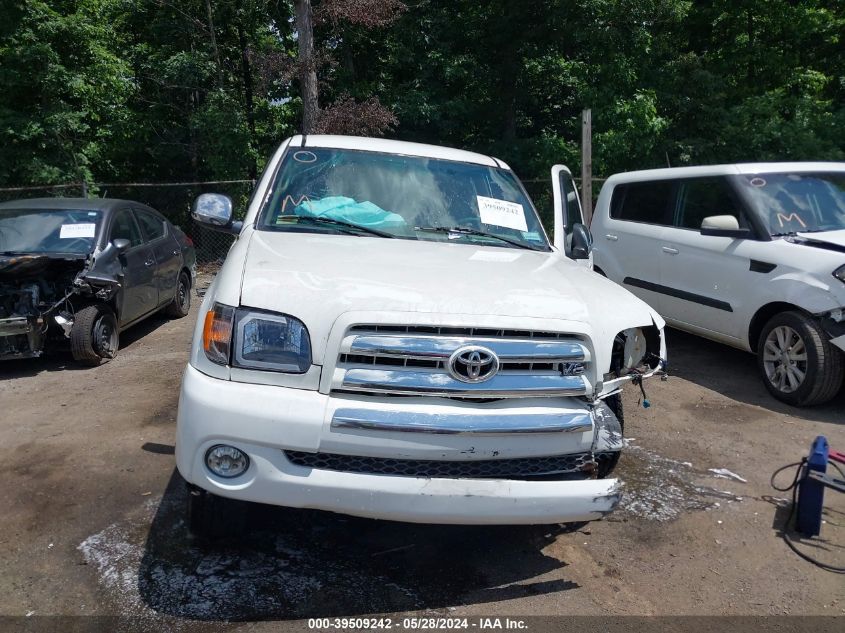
xmin=0 ymin=0 xmax=842 ymax=191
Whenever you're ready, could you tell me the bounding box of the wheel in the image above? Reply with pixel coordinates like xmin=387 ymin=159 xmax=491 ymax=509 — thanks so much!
xmin=757 ymin=311 xmax=844 ymax=406
xmin=596 ymin=393 xmax=624 ymax=478
xmin=187 ymin=486 xmax=248 ymax=541
xmin=164 ymin=271 xmax=191 ymax=318
xmin=70 ymin=304 xmax=119 ymax=366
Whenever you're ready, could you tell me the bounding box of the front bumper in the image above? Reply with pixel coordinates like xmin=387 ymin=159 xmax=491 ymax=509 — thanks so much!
xmin=0 ymin=316 xmax=43 ymax=359
xmin=176 ymin=364 xmax=623 ymax=525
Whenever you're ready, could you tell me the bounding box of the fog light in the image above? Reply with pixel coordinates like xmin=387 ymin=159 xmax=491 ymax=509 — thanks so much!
xmin=205 ymin=445 xmax=249 ymax=478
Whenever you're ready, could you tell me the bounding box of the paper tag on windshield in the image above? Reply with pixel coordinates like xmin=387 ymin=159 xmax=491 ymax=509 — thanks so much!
xmin=477 ymin=196 xmax=528 ymax=232
xmin=60 ymin=223 xmax=96 ymax=238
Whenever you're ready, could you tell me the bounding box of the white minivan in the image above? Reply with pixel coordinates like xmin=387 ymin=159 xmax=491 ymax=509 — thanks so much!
xmin=176 ymin=135 xmax=667 ymax=537
xmin=591 ymin=163 xmax=845 ymax=406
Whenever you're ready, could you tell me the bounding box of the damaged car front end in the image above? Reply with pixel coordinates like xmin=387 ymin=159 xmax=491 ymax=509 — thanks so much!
xmin=0 ymin=249 xmax=122 ymax=360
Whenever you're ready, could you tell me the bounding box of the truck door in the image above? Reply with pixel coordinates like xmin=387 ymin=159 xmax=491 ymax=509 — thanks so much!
xmin=551 ymin=165 xmax=591 ymax=267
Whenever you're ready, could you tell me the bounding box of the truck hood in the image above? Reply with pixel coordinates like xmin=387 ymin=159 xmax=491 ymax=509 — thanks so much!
xmin=796 ymin=229 xmax=845 ymax=253
xmin=238 ymin=231 xmax=661 ymax=362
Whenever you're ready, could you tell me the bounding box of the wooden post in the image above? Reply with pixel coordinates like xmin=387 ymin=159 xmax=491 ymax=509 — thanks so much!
xmin=581 ymin=109 xmax=592 ymax=226
xmin=294 ymin=0 xmax=319 ymax=134
xmin=81 ymin=181 xmax=88 ymax=199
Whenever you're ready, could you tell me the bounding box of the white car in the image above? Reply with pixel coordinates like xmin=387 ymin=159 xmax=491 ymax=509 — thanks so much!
xmin=591 ymin=163 xmax=845 ymax=407
xmin=176 ymin=135 xmax=666 ymax=536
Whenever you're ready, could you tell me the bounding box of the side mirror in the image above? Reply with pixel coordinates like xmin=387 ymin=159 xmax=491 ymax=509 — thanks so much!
xmin=192 ymin=193 xmax=241 ymax=234
xmin=112 ymin=238 xmax=131 ymax=253
xmin=570 ymin=223 xmax=593 ymax=259
xmin=700 ymin=215 xmax=751 ymax=238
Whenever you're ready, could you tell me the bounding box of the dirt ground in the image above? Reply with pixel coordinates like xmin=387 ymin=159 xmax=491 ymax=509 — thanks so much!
xmin=1 ymin=275 xmax=843 ymax=631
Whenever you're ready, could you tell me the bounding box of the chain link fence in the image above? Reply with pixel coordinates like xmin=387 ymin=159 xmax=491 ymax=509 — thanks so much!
xmin=0 ymin=180 xmax=255 ymax=267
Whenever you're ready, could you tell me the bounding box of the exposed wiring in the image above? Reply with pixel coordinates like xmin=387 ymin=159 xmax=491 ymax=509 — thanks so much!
xmin=770 ymin=459 xmax=845 ymax=573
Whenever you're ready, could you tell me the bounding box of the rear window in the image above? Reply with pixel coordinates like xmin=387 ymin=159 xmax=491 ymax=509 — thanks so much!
xmin=610 ymin=181 xmax=674 ymax=225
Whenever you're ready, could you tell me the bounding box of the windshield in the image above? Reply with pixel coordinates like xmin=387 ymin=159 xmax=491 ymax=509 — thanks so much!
xmin=733 ymin=172 xmax=845 ymax=235
xmin=0 ymin=208 xmax=102 ymax=255
xmin=257 ymin=148 xmax=549 ymax=250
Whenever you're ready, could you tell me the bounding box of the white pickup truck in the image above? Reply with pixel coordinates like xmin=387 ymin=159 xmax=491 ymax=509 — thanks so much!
xmin=176 ymin=135 xmax=666 ymax=537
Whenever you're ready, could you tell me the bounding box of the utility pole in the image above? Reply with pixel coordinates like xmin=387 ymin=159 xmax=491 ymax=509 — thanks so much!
xmin=294 ymin=0 xmax=319 ymax=134
xmin=581 ymin=109 xmax=592 ymax=226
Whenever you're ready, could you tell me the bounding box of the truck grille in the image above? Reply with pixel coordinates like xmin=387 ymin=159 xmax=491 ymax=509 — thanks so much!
xmin=284 ymin=450 xmax=616 ymax=480
xmin=333 ymin=325 xmax=592 ymax=398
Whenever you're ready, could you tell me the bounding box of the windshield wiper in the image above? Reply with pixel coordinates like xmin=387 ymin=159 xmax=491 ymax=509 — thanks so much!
xmin=414 ymin=226 xmax=543 ymax=251
xmin=276 ymin=215 xmax=396 ymax=238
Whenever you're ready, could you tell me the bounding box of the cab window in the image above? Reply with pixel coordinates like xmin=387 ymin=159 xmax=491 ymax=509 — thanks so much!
xmin=111 ymin=210 xmax=143 ymax=247
xmin=610 ymin=181 xmax=674 ymax=225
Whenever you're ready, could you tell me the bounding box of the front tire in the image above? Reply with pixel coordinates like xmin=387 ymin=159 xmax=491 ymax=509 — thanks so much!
xmin=757 ymin=311 xmax=844 ymax=407
xmin=596 ymin=393 xmax=624 ymax=478
xmin=70 ymin=304 xmax=119 ymax=366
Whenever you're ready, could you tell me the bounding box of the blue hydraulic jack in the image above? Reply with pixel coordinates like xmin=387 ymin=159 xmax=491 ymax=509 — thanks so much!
xmin=795 ymin=436 xmax=845 ymax=537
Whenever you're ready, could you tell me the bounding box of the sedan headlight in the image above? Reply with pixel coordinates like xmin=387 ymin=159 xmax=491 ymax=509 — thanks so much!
xmin=232 ymin=308 xmax=312 ymax=373
xmin=834 ymin=264 xmax=845 ymax=284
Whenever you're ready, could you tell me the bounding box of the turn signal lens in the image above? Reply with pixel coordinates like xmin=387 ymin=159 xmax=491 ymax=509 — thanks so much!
xmin=834 ymin=264 xmax=845 ymax=284
xmin=202 ymin=303 xmax=235 ymax=365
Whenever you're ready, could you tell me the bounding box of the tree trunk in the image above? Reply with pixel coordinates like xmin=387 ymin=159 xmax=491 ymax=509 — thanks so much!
xmin=236 ymin=7 xmax=258 ymax=179
xmin=294 ymin=0 xmax=319 ymax=134
xmin=205 ymin=0 xmax=224 ymax=89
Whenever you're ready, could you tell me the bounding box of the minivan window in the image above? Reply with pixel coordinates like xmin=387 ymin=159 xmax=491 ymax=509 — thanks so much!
xmin=676 ymin=177 xmax=744 ymax=230
xmin=733 ymin=172 xmax=845 ymax=235
xmin=610 ymin=181 xmax=674 ymax=225
xmin=258 ymin=148 xmax=550 ymax=250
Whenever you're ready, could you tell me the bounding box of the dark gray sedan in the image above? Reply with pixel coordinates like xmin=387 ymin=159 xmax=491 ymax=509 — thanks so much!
xmin=0 ymin=198 xmax=196 ymax=364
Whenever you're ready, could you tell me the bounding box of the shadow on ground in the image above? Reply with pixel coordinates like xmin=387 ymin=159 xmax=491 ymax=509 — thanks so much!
xmin=136 ymin=471 xmax=577 ymax=621
xmin=666 ymin=328 xmax=845 ymax=424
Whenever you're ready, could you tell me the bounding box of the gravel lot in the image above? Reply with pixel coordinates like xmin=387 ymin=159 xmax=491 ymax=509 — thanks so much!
xmin=1 ymin=276 xmax=843 ymax=631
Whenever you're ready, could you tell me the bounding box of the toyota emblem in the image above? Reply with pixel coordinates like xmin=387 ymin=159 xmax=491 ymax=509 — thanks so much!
xmin=448 ymin=346 xmax=499 ymax=383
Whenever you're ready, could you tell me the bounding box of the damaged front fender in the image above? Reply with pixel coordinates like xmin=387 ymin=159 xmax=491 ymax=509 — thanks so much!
xmin=0 ymin=250 xmax=122 ymax=359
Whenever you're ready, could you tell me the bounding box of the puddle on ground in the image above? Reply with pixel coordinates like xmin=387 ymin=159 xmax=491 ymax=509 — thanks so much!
xmin=616 ymin=444 xmax=744 ymax=522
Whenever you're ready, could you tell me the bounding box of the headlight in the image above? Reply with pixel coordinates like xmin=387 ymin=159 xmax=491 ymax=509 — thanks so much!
xmin=232 ymin=308 xmax=312 ymax=373
xmin=834 ymin=264 xmax=845 ymax=284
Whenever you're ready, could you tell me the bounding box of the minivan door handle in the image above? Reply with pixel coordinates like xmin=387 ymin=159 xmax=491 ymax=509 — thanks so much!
xmin=605 ymin=234 xmax=618 ymax=241
xmin=662 ymin=246 xmax=679 ymax=255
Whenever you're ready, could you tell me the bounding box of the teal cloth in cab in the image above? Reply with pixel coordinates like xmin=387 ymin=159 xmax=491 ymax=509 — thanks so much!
xmin=296 ymin=196 xmax=406 ymax=228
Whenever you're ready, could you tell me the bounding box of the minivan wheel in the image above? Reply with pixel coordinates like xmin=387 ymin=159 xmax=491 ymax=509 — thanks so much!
xmin=70 ymin=304 xmax=119 ymax=366
xmin=187 ymin=486 xmax=248 ymax=541
xmin=165 ymin=271 xmax=191 ymax=318
xmin=757 ymin=311 xmax=844 ymax=407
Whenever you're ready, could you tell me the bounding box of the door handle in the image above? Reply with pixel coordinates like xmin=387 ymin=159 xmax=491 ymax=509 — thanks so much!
xmin=662 ymin=246 xmax=679 ymax=255
xmin=144 ymin=259 xmax=155 ymax=266
xmin=172 ymin=249 xmax=180 ymax=256
xmin=605 ymin=234 xmax=618 ymax=241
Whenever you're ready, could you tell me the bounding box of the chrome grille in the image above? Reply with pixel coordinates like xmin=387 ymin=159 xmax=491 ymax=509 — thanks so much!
xmin=285 ymin=450 xmax=616 ymax=480
xmin=333 ymin=325 xmax=591 ymax=398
